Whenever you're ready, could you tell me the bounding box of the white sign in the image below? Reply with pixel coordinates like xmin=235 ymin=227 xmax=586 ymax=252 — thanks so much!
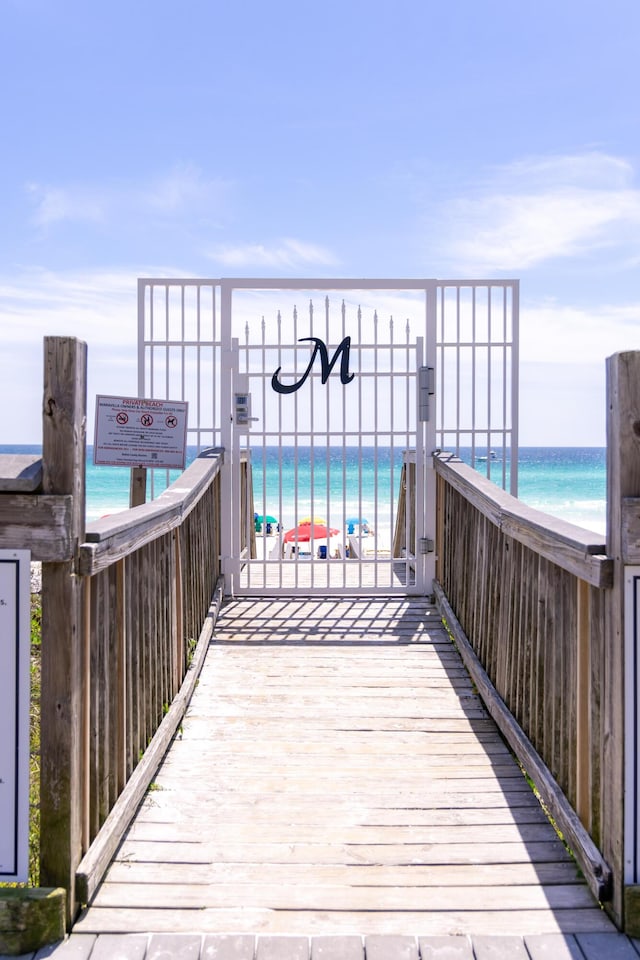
xmin=625 ymin=566 xmax=640 ymax=883
xmin=0 ymin=550 xmax=30 ymax=882
xmin=94 ymin=395 xmax=189 ymax=469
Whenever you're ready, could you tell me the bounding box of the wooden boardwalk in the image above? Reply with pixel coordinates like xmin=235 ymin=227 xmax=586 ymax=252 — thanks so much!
xmin=73 ymin=597 xmax=616 ymax=939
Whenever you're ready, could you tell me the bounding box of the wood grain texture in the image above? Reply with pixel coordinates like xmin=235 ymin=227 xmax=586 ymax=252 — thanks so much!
xmin=74 ymin=597 xmax=615 ymax=937
xmin=75 ymin=580 xmax=225 ymax=905
xmin=434 ymin=449 xmax=615 ymax=918
xmin=605 ymin=351 xmax=640 ymax=926
xmin=434 ymin=581 xmax=612 ymax=905
xmin=40 ymin=337 xmax=87 ymax=924
xmin=0 ymin=492 xmax=73 ymax=559
xmin=434 ymin=455 xmax=611 ymax=588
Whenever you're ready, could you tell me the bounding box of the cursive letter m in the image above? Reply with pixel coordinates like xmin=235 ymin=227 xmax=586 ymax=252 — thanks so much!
xmin=271 ymin=336 xmax=355 ymax=394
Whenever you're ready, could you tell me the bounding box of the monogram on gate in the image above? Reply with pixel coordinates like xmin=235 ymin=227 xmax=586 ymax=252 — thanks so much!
xmin=271 ymin=336 xmax=354 ymax=395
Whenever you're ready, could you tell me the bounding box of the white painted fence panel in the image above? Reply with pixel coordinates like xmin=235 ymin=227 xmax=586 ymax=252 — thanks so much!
xmin=137 ymin=278 xmax=518 ymax=596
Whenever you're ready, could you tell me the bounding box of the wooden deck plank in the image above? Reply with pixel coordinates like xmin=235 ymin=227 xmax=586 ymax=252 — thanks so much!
xmin=133 ymin=799 xmax=551 ymax=826
xmin=110 ymin=838 xmax=583 ymax=866
xmin=90 ymin=881 xmax=600 ymax=912
xmin=72 ymin=907 xmax=616 ymax=936
xmin=170 ymin=736 xmax=509 ymax=751
xmin=122 ymin=820 xmax=565 ymax=845
xmin=75 ymin=598 xmax=616 ymax=938
xmin=104 ymin=861 xmax=584 ymax=887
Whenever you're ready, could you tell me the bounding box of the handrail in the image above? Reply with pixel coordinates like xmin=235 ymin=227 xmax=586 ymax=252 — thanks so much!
xmin=78 ymin=448 xmax=223 ymax=575
xmin=433 ymin=449 xmax=615 ymax=911
xmin=65 ymin=446 xmax=225 ymax=914
xmin=75 ymin=577 xmax=225 ymax=905
xmin=434 ymin=453 xmax=612 ymax=588
xmin=22 ymin=340 xmax=228 ymax=928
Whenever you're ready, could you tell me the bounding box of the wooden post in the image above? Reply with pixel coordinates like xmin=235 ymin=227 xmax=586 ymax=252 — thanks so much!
xmin=39 ymin=337 xmax=87 ymax=926
xmin=129 ymin=467 xmax=147 ymax=507
xmin=605 ymin=351 xmax=640 ymax=930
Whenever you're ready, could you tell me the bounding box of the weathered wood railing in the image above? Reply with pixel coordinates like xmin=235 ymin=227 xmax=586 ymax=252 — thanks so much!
xmin=432 ymin=351 xmax=640 ymax=932
xmin=71 ymin=447 xmax=223 ymax=901
xmin=434 ymin=453 xmax=613 ymax=894
xmin=434 ymin=351 xmax=640 ymax=936
xmin=0 ymin=337 xmax=228 ymax=928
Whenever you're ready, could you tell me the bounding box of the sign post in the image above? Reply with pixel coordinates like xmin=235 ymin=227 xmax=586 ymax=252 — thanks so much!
xmin=0 ymin=550 xmax=30 ymax=882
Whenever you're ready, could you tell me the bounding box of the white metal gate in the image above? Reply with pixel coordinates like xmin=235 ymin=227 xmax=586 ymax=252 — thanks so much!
xmin=138 ymin=277 xmax=519 ymax=597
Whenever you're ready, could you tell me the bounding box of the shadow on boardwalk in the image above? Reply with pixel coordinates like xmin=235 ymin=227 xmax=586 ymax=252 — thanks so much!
xmin=37 ymin=598 xmax=632 ymax=957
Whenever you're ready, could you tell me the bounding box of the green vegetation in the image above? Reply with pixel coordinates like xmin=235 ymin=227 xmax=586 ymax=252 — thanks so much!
xmin=185 ymin=636 xmax=197 ymax=668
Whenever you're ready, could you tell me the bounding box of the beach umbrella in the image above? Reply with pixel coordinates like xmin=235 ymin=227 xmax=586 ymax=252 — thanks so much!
xmin=284 ymin=523 xmax=339 ymax=543
xmin=255 ymin=514 xmax=278 ymax=524
xmin=345 ymin=516 xmax=369 ymax=526
xmin=300 ymin=515 xmax=327 ymax=525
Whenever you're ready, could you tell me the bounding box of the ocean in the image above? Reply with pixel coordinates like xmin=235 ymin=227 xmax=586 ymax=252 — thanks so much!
xmin=502 ymin=447 xmax=606 ymax=536
xmin=1 ymin=445 xmax=607 ymax=539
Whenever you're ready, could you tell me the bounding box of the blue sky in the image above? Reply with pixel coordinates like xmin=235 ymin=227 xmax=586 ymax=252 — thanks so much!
xmin=1 ymin=0 xmax=639 ymax=444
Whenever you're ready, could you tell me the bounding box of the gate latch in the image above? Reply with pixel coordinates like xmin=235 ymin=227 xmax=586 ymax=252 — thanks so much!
xmin=419 ymin=367 xmax=435 ymax=422
xmin=234 ymin=392 xmax=258 ymax=429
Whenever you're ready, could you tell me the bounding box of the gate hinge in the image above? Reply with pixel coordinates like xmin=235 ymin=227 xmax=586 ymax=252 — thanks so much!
xmin=419 ymin=537 xmax=435 ymax=555
xmin=419 ymin=367 xmax=435 ymax=422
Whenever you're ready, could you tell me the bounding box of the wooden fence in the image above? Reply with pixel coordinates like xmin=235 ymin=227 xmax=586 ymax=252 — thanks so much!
xmin=0 ymin=337 xmax=226 ymax=925
xmin=432 ymin=350 xmax=640 ymax=931
xmin=71 ymin=447 xmax=223 ymax=907
xmin=434 ymin=456 xmax=612 ymax=886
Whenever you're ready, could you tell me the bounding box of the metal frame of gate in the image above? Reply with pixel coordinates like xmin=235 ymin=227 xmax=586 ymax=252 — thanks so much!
xmin=137 ymin=277 xmax=519 ymax=597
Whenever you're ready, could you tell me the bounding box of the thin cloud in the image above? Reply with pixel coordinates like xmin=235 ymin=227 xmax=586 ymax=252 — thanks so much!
xmin=142 ymin=164 xmax=232 ymax=214
xmin=440 ymin=152 xmax=640 ymax=272
xmin=210 ymin=238 xmax=339 ymax=269
xmin=26 ymin=166 xmax=232 ymax=229
xmin=27 ymin=183 xmax=107 ymax=228
xmin=0 ymin=267 xmax=140 ymax=345
xmin=521 ymin=299 xmax=640 ymax=364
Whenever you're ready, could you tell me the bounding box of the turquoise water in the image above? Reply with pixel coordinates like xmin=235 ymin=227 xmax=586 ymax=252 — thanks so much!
xmin=457 ymin=447 xmax=606 ymax=536
xmin=505 ymin=447 xmax=606 ymax=536
xmin=0 ymin=444 xmax=607 ymax=537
